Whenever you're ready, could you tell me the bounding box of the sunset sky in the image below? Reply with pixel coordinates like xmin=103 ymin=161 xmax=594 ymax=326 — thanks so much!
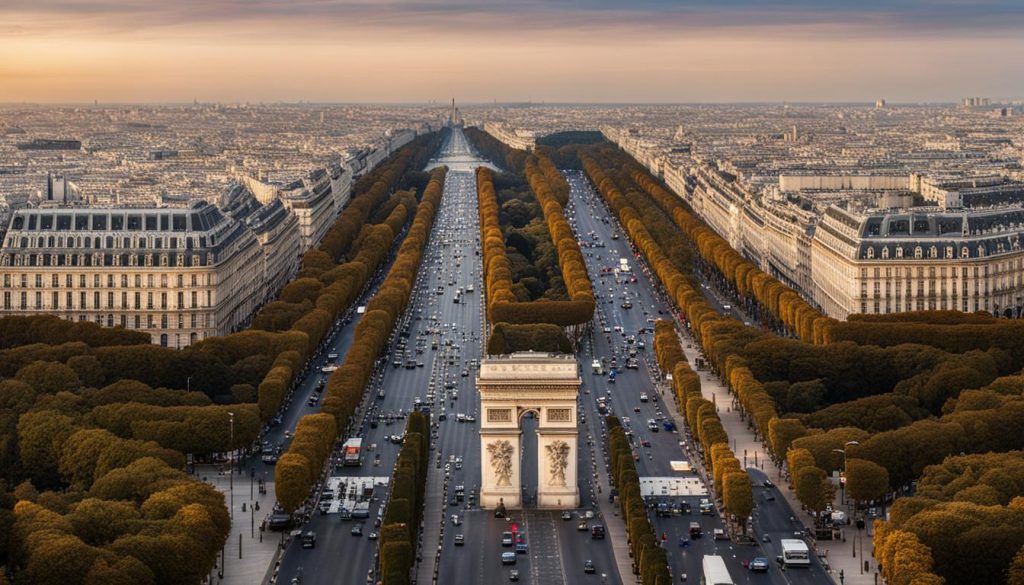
xmin=2 ymin=0 xmax=1023 ymax=103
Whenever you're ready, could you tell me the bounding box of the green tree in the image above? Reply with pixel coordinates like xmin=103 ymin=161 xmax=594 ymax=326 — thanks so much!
xmin=17 ymin=409 xmax=78 ymax=488
xmin=722 ymin=471 xmax=753 ymax=532
xmin=15 ymin=360 xmax=82 ymax=394
xmin=845 ymin=458 xmax=889 ymax=509
xmin=795 ymin=466 xmax=834 ymax=515
xmin=274 ymin=453 xmax=312 ymax=512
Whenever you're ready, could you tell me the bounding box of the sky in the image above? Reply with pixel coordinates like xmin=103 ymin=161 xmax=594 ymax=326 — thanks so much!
xmin=2 ymin=0 xmax=1023 ymax=103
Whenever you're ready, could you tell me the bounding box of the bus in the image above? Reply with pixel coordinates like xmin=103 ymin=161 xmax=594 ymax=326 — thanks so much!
xmin=780 ymin=539 xmax=811 ymax=567
xmin=701 ymin=555 xmax=734 ymax=585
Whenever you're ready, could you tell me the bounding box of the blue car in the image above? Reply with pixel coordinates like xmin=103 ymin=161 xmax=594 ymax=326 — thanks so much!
xmin=515 ymin=542 xmax=528 ymax=554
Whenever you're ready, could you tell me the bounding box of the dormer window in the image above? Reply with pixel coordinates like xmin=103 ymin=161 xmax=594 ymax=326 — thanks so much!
xmin=929 ymin=246 xmax=938 ymax=259
xmin=866 ymin=247 xmax=875 ymax=259
xmin=961 ymin=246 xmax=970 ymax=258
xmin=896 ymin=247 xmax=904 ymax=259
xmin=881 ymin=247 xmax=890 ymax=259
xmin=946 ymin=246 xmax=954 ymax=259
xmin=977 ymin=245 xmax=985 ymax=257
xmin=914 ymin=246 xmax=923 ymax=259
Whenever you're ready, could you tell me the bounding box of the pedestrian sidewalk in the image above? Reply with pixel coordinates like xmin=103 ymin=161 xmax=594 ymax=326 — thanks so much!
xmin=415 ymin=459 xmax=446 ymax=585
xmin=592 ymin=417 xmax=640 ymax=585
xmin=195 ymin=463 xmax=282 ymax=585
xmin=672 ymin=330 xmax=877 ymax=585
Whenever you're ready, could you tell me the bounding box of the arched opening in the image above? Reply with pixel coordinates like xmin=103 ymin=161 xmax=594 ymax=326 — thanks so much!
xmin=518 ymin=408 xmax=541 ymax=508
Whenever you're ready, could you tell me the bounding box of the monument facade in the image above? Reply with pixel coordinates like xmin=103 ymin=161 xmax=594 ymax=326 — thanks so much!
xmin=477 ymin=352 xmax=580 ymax=509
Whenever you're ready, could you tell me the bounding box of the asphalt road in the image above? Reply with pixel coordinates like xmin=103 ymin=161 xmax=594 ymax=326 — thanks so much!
xmin=565 ymin=170 xmax=832 ymax=585
xmin=263 ymin=132 xmax=832 ymax=585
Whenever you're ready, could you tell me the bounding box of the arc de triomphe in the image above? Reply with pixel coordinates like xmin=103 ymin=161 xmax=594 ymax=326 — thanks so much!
xmin=478 ymin=352 xmax=580 ymax=509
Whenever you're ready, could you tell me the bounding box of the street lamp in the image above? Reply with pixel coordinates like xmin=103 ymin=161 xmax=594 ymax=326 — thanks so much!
xmin=832 ymin=440 xmax=860 ymax=505
xmin=229 ymin=411 xmax=235 ymax=519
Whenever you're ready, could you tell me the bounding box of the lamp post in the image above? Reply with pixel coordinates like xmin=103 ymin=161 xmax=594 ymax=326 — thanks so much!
xmin=229 ymin=411 xmax=235 ymax=519
xmin=832 ymin=440 xmax=860 ymax=505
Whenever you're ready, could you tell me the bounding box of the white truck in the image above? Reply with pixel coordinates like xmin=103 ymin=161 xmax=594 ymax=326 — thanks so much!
xmin=342 ymin=438 xmax=363 ymax=467
xmin=619 ymin=258 xmax=630 ymax=273
xmin=701 ymin=555 xmax=734 ymax=585
xmin=780 ymin=539 xmax=811 ymax=567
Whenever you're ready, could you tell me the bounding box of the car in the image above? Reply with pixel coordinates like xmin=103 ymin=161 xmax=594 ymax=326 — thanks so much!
xmin=562 ymin=510 xmax=573 ymax=521
xmin=501 ymin=552 xmax=517 ymax=565
xmin=501 ymin=531 xmax=514 ymax=546
xmin=508 ymin=569 xmax=520 ymax=581
xmin=351 ymin=524 xmax=363 ymax=536
xmin=516 ymin=542 xmax=527 ymax=554
xmin=761 ymin=534 xmax=770 ymax=543
xmin=301 ymin=531 xmax=317 ymax=548
xmin=577 ymin=520 xmax=588 ymax=531
xmin=591 ymin=525 xmax=605 ymax=539
xmin=454 ymin=534 xmax=465 ymax=546
xmin=584 ymin=560 xmax=596 ymax=574
xmin=762 ymin=479 xmax=774 ymax=488
xmin=367 ymin=532 xmax=378 ymax=540
xmin=750 ymin=557 xmax=769 ymax=572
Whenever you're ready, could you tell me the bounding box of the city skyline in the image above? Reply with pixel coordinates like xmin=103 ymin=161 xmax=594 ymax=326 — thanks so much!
xmin=3 ymin=0 xmax=1024 ymax=103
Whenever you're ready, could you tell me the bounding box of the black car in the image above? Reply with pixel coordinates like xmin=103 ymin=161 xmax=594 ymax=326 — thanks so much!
xmin=584 ymin=560 xmax=596 ymax=574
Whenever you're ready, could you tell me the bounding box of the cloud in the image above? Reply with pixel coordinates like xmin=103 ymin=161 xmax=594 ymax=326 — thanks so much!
xmin=3 ymin=0 xmax=1024 ymax=38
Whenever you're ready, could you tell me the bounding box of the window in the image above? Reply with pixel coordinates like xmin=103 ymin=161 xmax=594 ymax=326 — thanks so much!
xmin=914 ymin=246 xmax=923 ymax=259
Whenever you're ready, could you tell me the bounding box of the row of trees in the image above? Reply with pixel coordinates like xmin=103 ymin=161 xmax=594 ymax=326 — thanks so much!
xmin=609 ymin=150 xmax=828 ymax=342
xmin=379 ymin=411 xmax=429 ymax=585
xmin=477 ymin=166 xmax=593 ymax=329
xmin=606 ymin=417 xmax=671 ymax=585
xmin=651 ymin=321 xmax=754 ymax=531
xmin=521 ymin=154 xmax=594 ymax=317
xmin=275 ymin=168 xmax=448 ymax=509
xmin=463 ymin=127 xmax=528 ymax=174
xmin=486 ymin=323 xmax=572 ymax=354
xmin=274 ymin=414 xmax=337 ymax=512
xmin=254 ymin=135 xmax=442 ymax=421
xmin=0 ymin=315 xmax=150 ymax=350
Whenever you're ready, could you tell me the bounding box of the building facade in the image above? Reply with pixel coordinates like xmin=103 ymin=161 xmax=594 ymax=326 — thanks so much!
xmin=0 ymin=201 xmax=266 ymax=347
xmin=812 ymin=205 xmax=1024 ymax=318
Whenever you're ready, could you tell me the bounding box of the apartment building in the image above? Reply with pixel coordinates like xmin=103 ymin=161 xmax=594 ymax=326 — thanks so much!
xmin=812 ymin=205 xmax=1024 ymax=319
xmin=0 ymin=201 xmax=265 ymax=348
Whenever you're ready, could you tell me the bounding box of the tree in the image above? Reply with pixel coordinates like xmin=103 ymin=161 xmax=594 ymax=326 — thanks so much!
xmin=274 ymin=453 xmax=313 ymax=512
xmin=15 ymin=360 xmax=82 ymax=394
xmin=794 ymin=465 xmax=834 ymax=515
xmin=768 ymin=417 xmax=808 ymax=461
xmin=722 ymin=471 xmax=753 ymax=532
xmin=17 ymin=409 xmax=78 ymax=488
xmin=1008 ymin=543 xmax=1024 ymax=585
xmin=845 ymin=458 xmax=889 ymax=509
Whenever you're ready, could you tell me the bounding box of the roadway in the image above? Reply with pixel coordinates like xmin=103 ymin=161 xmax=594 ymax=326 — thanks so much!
xmin=565 ymin=170 xmax=832 ymax=585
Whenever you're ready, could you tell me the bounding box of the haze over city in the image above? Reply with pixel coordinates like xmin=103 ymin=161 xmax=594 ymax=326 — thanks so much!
xmin=3 ymin=0 xmax=1024 ymax=103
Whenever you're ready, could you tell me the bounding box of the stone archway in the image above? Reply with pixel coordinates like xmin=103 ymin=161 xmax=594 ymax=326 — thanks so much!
xmin=478 ymin=352 xmax=580 ymax=510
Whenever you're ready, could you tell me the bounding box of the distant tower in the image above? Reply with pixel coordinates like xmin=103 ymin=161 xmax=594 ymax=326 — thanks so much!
xmin=875 ymin=98 xmax=886 ymax=109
